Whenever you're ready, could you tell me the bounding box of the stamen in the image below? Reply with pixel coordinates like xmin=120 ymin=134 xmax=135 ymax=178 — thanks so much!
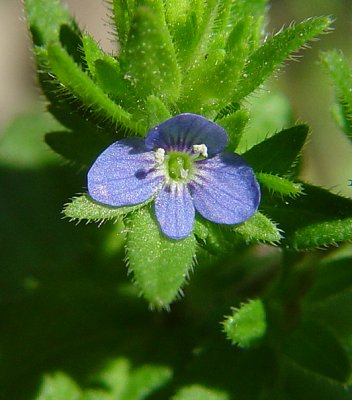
xmin=180 ymin=168 xmax=189 ymax=179
xmin=193 ymin=144 xmax=208 ymax=158
xmin=155 ymin=148 xmax=165 ymax=164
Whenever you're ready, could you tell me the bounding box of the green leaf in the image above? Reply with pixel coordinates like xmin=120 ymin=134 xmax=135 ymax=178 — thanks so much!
xmin=25 ymin=0 xmax=76 ymax=46
xmin=321 ymin=50 xmax=352 ymax=142
xmin=261 ymin=184 xmax=352 ymax=249
xmin=139 ymin=95 xmax=172 ymax=128
xmin=242 ymin=125 xmax=309 ymax=175
xmin=234 ymin=211 xmax=282 ymax=244
xmin=119 ymin=0 xmax=181 ymax=105
xmin=179 ymin=17 xmax=251 ymax=115
xmin=283 ymin=319 xmax=351 ymax=383
xmin=63 ymin=194 xmax=147 ymax=223
xmin=81 ymin=33 xmax=105 ymax=78
xmin=111 ymin=0 xmax=136 ymax=48
xmin=46 ymin=43 xmax=139 ymax=133
xmin=223 ymin=299 xmax=267 ymax=347
xmin=256 ymin=173 xmax=303 ymax=197
xmin=35 ymin=372 xmax=82 ymax=400
xmin=216 ymin=108 xmax=249 ymax=151
xmin=172 ymin=384 xmax=230 ymax=400
xmin=233 ymin=16 xmax=333 ymax=101
xmin=126 ymin=207 xmax=197 ymax=308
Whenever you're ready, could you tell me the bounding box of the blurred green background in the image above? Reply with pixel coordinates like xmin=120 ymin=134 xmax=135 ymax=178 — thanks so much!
xmin=0 ymin=1 xmax=352 ymax=399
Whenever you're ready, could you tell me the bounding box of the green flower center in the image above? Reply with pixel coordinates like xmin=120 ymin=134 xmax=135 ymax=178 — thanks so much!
xmin=167 ymin=152 xmax=192 ymax=182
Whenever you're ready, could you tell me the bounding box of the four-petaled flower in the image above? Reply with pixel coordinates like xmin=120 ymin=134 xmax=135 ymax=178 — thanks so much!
xmin=87 ymin=113 xmax=261 ymax=239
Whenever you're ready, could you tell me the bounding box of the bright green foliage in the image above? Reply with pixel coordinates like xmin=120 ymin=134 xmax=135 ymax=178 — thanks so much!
xmin=25 ymin=0 xmax=76 ymax=46
xmin=126 ymin=207 xmax=197 ymax=307
xmin=223 ymin=299 xmax=267 ymax=347
xmin=172 ymin=385 xmax=230 ymax=400
xmin=119 ymin=0 xmax=181 ymax=106
xmin=46 ymin=44 xmax=137 ymax=131
xmin=321 ymin=50 xmax=352 ymax=141
xmin=63 ymin=194 xmax=147 ymax=223
xmin=256 ymin=173 xmax=303 ymax=197
xmin=232 ymin=16 xmax=332 ymax=102
xmin=234 ymin=211 xmax=282 ymax=244
xmin=111 ymin=0 xmax=136 ymax=48
xmin=243 ymin=125 xmax=309 ymax=175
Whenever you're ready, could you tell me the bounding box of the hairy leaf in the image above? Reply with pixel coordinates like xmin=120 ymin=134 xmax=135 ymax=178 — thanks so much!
xmin=63 ymin=194 xmax=146 ymax=223
xmin=242 ymin=125 xmax=309 ymax=175
xmin=223 ymin=299 xmax=267 ymax=347
xmin=257 ymin=173 xmax=303 ymax=197
xmin=261 ymin=184 xmax=352 ymax=249
xmin=234 ymin=211 xmax=282 ymax=244
xmin=233 ymin=16 xmax=332 ymax=101
xmin=46 ymin=44 xmax=139 ymax=132
xmin=217 ymin=108 xmax=249 ymax=151
xmin=119 ymin=0 xmax=181 ymax=105
xmin=126 ymin=207 xmax=197 ymax=308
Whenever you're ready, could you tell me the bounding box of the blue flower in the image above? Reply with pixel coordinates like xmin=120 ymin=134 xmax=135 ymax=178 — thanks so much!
xmin=88 ymin=113 xmax=261 ymax=240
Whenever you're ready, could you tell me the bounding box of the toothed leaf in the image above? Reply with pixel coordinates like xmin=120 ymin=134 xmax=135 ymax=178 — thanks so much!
xmin=223 ymin=299 xmax=267 ymax=347
xmin=242 ymin=125 xmax=309 ymax=175
xmin=261 ymin=184 xmax=352 ymax=250
xmin=235 ymin=211 xmax=281 ymax=244
xmin=46 ymin=43 xmax=139 ymax=132
xmin=119 ymin=0 xmax=181 ymax=104
xmin=64 ymin=194 xmax=146 ymax=222
xmin=126 ymin=207 xmax=197 ymax=308
xmin=111 ymin=0 xmax=136 ymax=48
xmin=257 ymin=173 xmax=303 ymax=197
xmin=233 ymin=16 xmax=333 ymax=101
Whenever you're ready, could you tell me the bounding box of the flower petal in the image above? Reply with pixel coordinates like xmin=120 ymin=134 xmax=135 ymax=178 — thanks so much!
xmin=155 ymin=183 xmax=195 ymax=240
xmin=145 ymin=113 xmax=228 ymax=155
xmin=88 ymin=138 xmax=164 ymax=206
xmin=189 ymin=152 xmax=260 ymax=224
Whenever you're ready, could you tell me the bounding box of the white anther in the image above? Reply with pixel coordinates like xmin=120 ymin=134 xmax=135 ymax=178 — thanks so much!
xmin=193 ymin=144 xmax=208 ymax=158
xmin=155 ymin=148 xmax=165 ymax=164
xmin=180 ymin=168 xmax=189 ymax=179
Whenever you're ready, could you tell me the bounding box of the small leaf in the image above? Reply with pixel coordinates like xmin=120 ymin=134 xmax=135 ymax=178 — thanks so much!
xmin=81 ymin=33 xmax=105 ymax=78
xmin=242 ymin=125 xmax=309 ymax=175
xmin=223 ymin=299 xmax=267 ymax=347
xmin=256 ymin=173 xmax=303 ymax=197
xmin=172 ymin=384 xmax=230 ymax=400
xmin=46 ymin=43 xmax=139 ymax=133
xmin=283 ymin=319 xmax=351 ymax=383
xmin=261 ymin=183 xmax=352 ymax=249
xmin=35 ymin=372 xmax=82 ymax=400
xmin=140 ymin=95 xmax=172 ymax=128
xmin=63 ymin=194 xmax=146 ymax=223
xmin=120 ymin=0 xmax=181 ymax=104
xmin=126 ymin=207 xmax=197 ymax=308
xmin=233 ymin=16 xmax=333 ymax=101
xmin=234 ymin=211 xmax=282 ymax=244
